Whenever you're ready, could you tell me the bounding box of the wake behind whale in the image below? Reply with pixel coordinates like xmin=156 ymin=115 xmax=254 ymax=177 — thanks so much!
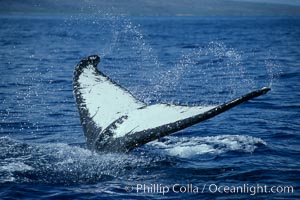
xmin=73 ymin=55 xmax=270 ymax=153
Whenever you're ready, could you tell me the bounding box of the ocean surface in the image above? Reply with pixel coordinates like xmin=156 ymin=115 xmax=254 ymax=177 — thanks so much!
xmin=0 ymin=14 xmax=299 ymax=199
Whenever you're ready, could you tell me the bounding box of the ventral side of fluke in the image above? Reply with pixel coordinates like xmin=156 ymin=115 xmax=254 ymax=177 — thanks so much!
xmin=73 ymin=55 xmax=272 ymax=153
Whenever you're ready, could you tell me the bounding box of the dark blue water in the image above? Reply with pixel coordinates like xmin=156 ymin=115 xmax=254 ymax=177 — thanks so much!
xmin=0 ymin=14 xmax=299 ymax=199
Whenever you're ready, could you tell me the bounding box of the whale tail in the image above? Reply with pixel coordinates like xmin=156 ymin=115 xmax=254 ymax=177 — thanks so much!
xmin=73 ymin=55 xmax=270 ymax=152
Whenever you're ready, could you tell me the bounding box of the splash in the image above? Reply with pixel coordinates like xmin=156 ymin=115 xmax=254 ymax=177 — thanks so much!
xmin=52 ymin=12 xmax=281 ymax=104
xmin=264 ymin=55 xmax=282 ymax=88
xmin=0 ymin=136 xmax=160 ymax=184
xmin=0 ymin=134 xmax=267 ymax=184
xmin=95 ymin=17 xmax=280 ymax=105
xmin=146 ymin=41 xmax=258 ymax=104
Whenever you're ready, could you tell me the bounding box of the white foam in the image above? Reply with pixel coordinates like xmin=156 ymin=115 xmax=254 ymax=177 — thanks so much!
xmin=150 ymin=135 xmax=266 ymax=158
xmin=0 ymin=162 xmax=33 ymax=172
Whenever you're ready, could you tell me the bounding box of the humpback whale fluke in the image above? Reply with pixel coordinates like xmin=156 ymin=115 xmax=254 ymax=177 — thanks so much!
xmin=73 ymin=55 xmax=270 ymax=153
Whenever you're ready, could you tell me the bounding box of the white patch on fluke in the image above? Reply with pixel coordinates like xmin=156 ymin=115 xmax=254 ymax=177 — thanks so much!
xmin=113 ymin=104 xmax=215 ymax=138
xmin=77 ymin=65 xmax=145 ymax=129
